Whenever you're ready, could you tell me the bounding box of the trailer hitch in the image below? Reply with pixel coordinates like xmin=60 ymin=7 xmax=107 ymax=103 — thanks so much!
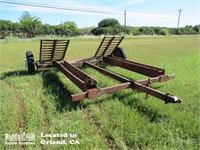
xmin=165 ymin=93 xmax=182 ymax=104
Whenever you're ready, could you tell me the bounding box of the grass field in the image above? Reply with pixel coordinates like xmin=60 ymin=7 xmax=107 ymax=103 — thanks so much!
xmin=0 ymin=35 xmax=199 ymax=149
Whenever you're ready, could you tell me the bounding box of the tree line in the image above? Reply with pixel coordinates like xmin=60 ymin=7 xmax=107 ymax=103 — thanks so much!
xmin=0 ymin=11 xmax=199 ymax=39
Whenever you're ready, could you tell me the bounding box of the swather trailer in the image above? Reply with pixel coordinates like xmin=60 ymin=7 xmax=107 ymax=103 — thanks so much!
xmin=25 ymin=36 xmax=182 ymax=104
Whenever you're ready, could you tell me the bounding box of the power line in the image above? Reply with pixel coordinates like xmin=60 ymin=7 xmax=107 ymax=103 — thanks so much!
xmin=0 ymin=0 xmax=123 ymax=15
xmin=0 ymin=0 xmax=195 ymax=22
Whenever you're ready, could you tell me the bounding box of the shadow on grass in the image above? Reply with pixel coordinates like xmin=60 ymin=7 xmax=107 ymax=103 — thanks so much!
xmin=1 ymin=69 xmax=80 ymax=112
xmin=1 ymin=70 xmax=28 ymax=79
xmin=41 ymin=70 xmax=80 ymax=112
xmin=115 ymin=91 xmax=168 ymax=123
xmin=0 ymin=69 xmax=47 ymax=79
xmin=1 ymin=68 xmax=167 ymax=121
xmin=83 ymin=62 xmax=168 ymax=123
xmin=83 ymin=89 xmax=168 ymax=123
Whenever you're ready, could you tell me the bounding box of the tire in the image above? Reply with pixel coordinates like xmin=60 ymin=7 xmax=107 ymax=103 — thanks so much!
xmin=112 ymin=47 xmax=126 ymax=59
xmin=26 ymin=51 xmax=35 ymax=74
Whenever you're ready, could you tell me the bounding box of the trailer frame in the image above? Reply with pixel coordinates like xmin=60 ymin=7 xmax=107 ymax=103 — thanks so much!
xmin=26 ymin=36 xmax=182 ymax=104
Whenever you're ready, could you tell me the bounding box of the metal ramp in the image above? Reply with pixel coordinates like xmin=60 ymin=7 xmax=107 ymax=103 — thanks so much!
xmin=39 ymin=40 xmax=70 ymax=62
xmin=94 ymin=36 xmax=124 ymax=57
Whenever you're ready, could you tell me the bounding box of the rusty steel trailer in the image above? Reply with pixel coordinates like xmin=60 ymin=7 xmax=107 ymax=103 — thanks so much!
xmin=25 ymin=36 xmax=182 ymax=104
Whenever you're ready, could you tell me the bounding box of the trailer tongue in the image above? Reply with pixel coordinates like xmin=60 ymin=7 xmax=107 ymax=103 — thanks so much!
xmin=25 ymin=36 xmax=182 ymax=104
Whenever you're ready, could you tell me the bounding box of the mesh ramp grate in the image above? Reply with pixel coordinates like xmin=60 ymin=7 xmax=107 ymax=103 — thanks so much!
xmin=39 ymin=40 xmax=70 ymax=62
xmin=94 ymin=36 xmax=124 ymax=57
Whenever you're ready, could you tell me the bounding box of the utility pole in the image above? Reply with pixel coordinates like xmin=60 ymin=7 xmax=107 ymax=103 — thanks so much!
xmin=124 ymin=10 xmax=127 ymax=34
xmin=177 ymin=9 xmax=183 ymax=29
xmin=124 ymin=10 xmax=126 ymax=28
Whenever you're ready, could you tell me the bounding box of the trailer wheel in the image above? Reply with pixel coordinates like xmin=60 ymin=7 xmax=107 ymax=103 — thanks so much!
xmin=25 ymin=51 xmax=35 ymax=74
xmin=112 ymin=47 xmax=126 ymax=59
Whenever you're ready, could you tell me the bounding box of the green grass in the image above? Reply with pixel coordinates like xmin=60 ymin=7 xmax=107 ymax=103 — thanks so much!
xmin=0 ymin=35 xmax=199 ymax=149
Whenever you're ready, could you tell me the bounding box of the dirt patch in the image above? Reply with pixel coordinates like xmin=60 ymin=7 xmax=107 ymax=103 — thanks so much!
xmin=4 ymin=79 xmax=27 ymax=133
xmin=83 ymin=107 xmax=119 ymax=149
xmin=39 ymin=95 xmax=50 ymax=132
xmin=3 ymin=79 xmax=27 ymax=149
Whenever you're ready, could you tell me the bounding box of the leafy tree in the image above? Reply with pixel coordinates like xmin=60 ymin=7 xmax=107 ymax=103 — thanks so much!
xmin=123 ymin=26 xmax=132 ymax=35
xmin=54 ymin=25 xmax=65 ymax=36
xmin=168 ymin=28 xmax=177 ymax=35
xmin=139 ymin=26 xmax=155 ymax=35
xmin=11 ymin=22 xmax=21 ymax=36
xmin=80 ymin=26 xmax=94 ymax=35
xmin=43 ymin=24 xmax=55 ymax=35
xmin=37 ymin=24 xmax=53 ymax=35
xmin=92 ymin=18 xmax=122 ymax=35
xmin=129 ymin=27 xmax=141 ymax=35
xmin=178 ymin=25 xmax=196 ymax=35
xmin=19 ymin=11 xmax=42 ymax=38
xmin=54 ymin=21 xmax=80 ymax=36
xmin=159 ymin=28 xmax=169 ymax=36
xmin=193 ymin=25 xmax=200 ymax=33
xmin=1 ymin=14 xmax=200 ymax=38
xmin=153 ymin=27 xmax=161 ymax=35
xmin=91 ymin=26 xmax=123 ymax=35
xmin=62 ymin=21 xmax=80 ymax=36
xmin=0 ymin=20 xmax=12 ymax=38
xmin=98 ymin=18 xmax=120 ymax=28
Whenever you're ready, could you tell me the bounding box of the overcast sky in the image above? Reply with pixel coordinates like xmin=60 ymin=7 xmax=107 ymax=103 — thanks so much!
xmin=0 ymin=0 xmax=199 ymax=28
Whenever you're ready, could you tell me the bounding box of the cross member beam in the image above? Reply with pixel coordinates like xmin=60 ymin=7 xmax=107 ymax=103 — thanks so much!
xmin=70 ymin=61 xmax=182 ymax=103
xmin=71 ymin=82 xmax=131 ymax=101
xmin=103 ymin=56 xmax=165 ymax=77
xmin=84 ymin=61 xmax=174 ymax=85
xmin=53 ymin=61 xmax=97 ymax=91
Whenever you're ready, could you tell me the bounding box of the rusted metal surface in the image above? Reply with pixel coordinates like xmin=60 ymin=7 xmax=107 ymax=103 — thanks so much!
xmin=72 ymin=61 xmax=181 ymax=103
xmin=39 ymin=40 xmax=69 ymax=62
xmin=136 ymin=75 xmax=175 ymax=85
xmin=103 ymin=56 xmax=165 ymax=77
xmin=63 ymin=61 xmax=97 ymax=85
xmin=134 ymin=82 xmax=182 ymax=103
xmin=94 ymin=36 xmax=124 ymax=57
xmin=33 ymin=36 xmax=182 ymax=104
xmin=71 ymin=82 xmax=131 ymax=101
xmin=84 ymin=61 xmax=174 ymax=85
xmin=36 ymin=61 xmax=53 ymax=69
xmin=71 ymin=57 xmax=100 ymax=67
xmin=53 ymin=61 xmax=87 ymax=91
xmin=71 ymin=80 xmax=182 ymax=103
xmin=53 ymin=61 xmax=97 ymax=91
